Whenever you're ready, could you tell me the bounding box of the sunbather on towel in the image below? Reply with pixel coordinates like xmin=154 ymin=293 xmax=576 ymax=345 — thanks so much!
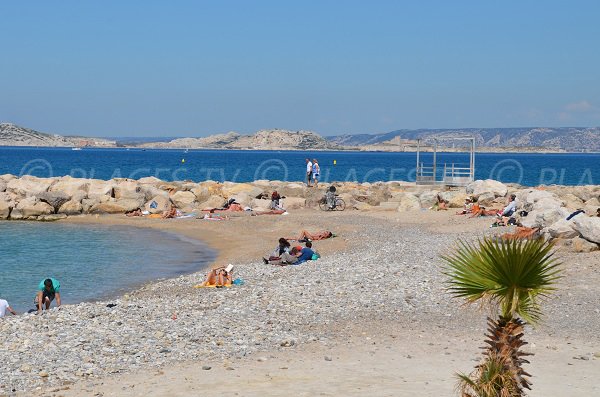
xmin=198 ymin=265 xmax=233 ymax=287
xmin=291 ymin=230 xmax=333 ymax=241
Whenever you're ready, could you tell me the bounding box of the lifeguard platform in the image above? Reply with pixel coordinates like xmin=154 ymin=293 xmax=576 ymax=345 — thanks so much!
xmin=415 ymin=136 xmax=475 ymax=186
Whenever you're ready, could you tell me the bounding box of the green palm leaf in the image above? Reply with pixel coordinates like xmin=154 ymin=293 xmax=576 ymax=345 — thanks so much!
xmin=442 ymin=237 xmax=562 ymax=324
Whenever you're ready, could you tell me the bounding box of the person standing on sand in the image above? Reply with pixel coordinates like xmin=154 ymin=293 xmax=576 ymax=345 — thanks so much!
xmin=312 ymin=159 xmax=320 ymax=187
xmin=0 ymin=298 xmax=17 ymax=317
xmin=35 ymin=278 xmax=61 ymax=313
xmin=305 ymin=158 xmax=313 ymax=187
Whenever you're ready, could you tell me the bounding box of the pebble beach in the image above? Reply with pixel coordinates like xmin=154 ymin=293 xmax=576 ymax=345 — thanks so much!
xmin=1 ymin=209 xmax=599 ymax=396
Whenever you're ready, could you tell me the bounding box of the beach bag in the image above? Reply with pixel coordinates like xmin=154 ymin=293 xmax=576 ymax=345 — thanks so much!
xmin=311 ymin=253 xmax=320 ymax=261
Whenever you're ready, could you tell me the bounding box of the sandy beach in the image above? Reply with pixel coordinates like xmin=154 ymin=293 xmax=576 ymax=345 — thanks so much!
xmin=1 ymin=208 xmax=598 ymax=397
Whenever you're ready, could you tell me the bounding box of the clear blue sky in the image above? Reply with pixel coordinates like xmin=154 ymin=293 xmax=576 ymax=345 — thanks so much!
xmin=1 ymin=1 xmax=599 ymax=137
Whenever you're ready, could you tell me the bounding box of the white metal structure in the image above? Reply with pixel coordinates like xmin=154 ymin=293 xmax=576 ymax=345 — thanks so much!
xmin=415 ymin=136 xmax=475 ymax=186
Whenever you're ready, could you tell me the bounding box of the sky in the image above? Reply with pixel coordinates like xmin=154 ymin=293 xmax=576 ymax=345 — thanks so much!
xmin=1 ymin=1 xmax=599 ymax=137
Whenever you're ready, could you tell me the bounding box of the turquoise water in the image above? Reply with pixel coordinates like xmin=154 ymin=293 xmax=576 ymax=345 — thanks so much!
xmin=0 ymin=222 xmax=215 ymax=312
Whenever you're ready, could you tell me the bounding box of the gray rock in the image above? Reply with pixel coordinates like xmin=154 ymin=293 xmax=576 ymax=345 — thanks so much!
xmin=37 ymin=191 xmax=71 ymax=212
xmin=572 ymin=216 xmax=600 ymax=244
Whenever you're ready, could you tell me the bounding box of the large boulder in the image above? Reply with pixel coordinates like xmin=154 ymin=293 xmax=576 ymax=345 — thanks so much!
xmin=397 ymin=193 xmax=421 ymax=212
xmin=144 ymin=195 xmax=173 ymax=214
xmin=37 ymin=191 xmax=71 ymax=213
xmin=520 ymin=207 xmax=570 ymax=229
xmin=13 ymin=197 xmax=54 ymax=219
xmin=49 ymin=176 xmax=89 ymax=198
xmin=546 ymin=219 xmax=579 ymax=239
xmin=571 ymin=186 xmax=600 ymax=202
xmin=281 ymin=197 xmax=305 ymax=210
xmin=418 ymin=190 xmax=440 ymax=208
xmin=191 ymin=186 xmax=212 ymax=203
xmin=58 ymin=200 xmax=83 ymax=215
xmin=0 ymin=197 xmax=12 ymax=219
xmin=466 ymin=180 xmax=508 ymax=198
xmin=439 ymin=191 xmax=468 ymax=208
xmin=560 ymin=193 xmax=585 ymax=210
xmin=198 ymin=195 xmax=227 ymax=209
xmin=572 ymin=236 xmax=600 ymax=253
xmin=477 ymin=192 xmax=496 ymax=207
xmin=274 ymin=183 xmax=306 ymax=198
xmin=113 ymin=180 xmax=146 ymax=201
xmin=6 ymin=176 xmax=55 ymax=197
xmin=171 ymin=191 xmax=196 ymax=208
xmin=90 ymin=199 xmax=142 ymax=214
xmin=138 ymin=176 xmax=163 ymax=185
xmin=221 ymin=183 xmax=264 ymax=199
xmin=583 ymin=198 xmax=600 ymax=216
xmin=572 ymin=216 xmax=600 ymax=244
xmin=87 ymin=179 xmax=116 ymax=199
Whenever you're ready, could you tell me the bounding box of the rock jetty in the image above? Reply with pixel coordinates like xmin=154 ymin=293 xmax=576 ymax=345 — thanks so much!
xmin=1 ymin=174 xmax=600 ymax=251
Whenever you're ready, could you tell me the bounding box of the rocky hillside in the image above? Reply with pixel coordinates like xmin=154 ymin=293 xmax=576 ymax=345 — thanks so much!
xmin=141 ymin=129 xmax=340 ymax=150
xmin=0 ymin=123 xmax=115 ymax=147
xmin=328 ymin=127 xmax=600 ymax=152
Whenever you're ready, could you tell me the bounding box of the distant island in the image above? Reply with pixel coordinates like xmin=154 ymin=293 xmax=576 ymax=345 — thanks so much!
xmin=2 ymin=122 xmax=599 ymax=152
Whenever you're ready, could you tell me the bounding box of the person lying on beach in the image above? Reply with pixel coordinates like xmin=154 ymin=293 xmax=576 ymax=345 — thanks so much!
xmin=196 ymin=265 xmax=233 ymax=288
xmin=162 ymin=206 xmax=181 ymax=219
xmin=202 ymin=213 xmax=229 ymax=221
xmin=500 ymin=226 xmax=540 ymax=241
xmin=291 ymin=230 xmax=334 ymax=242
xmin=430 ymin=194 xmax=448 ymax=211
xmin=251 ymin=209 xmax=286 ymax=216
xmin=266 ymin=238 xmax=291 ymax=261
xmin=263 ymin=247 xmax=300 ymax=266
xmin=468 ymin=203 xmax=500 ymax=218
xmin=125 ymin=208 xmax=143 ymax=217
xmin=0 ymin=298 xmax=17 ymax=318
xmin=35 ymin=278 xmax=61 ymax=314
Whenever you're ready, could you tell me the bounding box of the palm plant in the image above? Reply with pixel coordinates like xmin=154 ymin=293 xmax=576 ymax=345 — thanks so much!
xmin=442 ymin=237 xmax=562 ymax=397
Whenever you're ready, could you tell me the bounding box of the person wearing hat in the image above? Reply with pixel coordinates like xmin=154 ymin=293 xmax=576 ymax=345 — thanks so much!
xmin=0 ymin=297 xmax=17 ymax=318
xmin=35 ymin=278 xmax=61 ymax=313
xmin=456 ymin=196 xmax=474 ymax=215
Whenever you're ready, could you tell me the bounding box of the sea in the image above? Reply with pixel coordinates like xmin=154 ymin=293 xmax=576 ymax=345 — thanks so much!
xmin=1 ymin=147 xmax=599 ymax=311
xmin=1 ymin=146 xmax=600 ymax=186
xmin=0 ymin=222 xmax=215 ymax=312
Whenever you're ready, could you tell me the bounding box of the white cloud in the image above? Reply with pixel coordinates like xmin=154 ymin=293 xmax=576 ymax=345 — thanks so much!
xmin=565 ymin=100 xmax=594 ymax=112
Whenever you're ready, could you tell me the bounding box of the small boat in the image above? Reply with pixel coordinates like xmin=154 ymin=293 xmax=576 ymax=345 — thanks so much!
xmin=71 ymin=147 xmax=82 ymax=151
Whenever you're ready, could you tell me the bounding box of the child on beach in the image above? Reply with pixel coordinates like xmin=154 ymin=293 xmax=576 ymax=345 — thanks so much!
xmin=0 ymin=298 xmax=17 ymax=318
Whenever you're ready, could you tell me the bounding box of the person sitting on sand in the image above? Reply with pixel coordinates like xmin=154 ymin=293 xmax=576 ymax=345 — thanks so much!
xmin=292 ymin=230 xmax=334 ymax=242
xmin=296 ymin=242 xmax=315 ymax=264
xmin=456 ymin=197 xmax=474 ymax=215
xmin=494 ymin=194 xmax=518 ymax=226
xmin=198 ymin=265 xmax=233 ymax=287
xmin=35 ymin=278 xmax=61 ymax=314
xmin=267 ymin=238 xmax=290 ymax=261
xmin=270 ymin=191 xmax=284 ymax=210
xmin=0 ymin=297 xmax=17 ymax=318
xmin=264 ymin=247 xmax=300 ymax=266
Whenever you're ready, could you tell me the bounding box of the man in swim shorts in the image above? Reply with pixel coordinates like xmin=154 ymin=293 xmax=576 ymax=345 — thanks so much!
xmin=35 ymin=278 xmax=61 ymax=313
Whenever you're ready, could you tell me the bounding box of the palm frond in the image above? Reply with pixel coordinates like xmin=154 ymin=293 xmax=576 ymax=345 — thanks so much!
xmin=442 ymin=237 xmax=562 ymax=323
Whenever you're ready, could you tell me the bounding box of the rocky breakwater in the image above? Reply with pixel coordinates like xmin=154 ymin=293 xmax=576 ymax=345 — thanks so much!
xmin=1 ymin=174 xmax=600 ymax=251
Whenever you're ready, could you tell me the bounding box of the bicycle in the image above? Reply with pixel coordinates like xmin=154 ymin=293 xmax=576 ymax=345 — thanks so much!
xmin=319 ymin=195 xmax=346 ymax=211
